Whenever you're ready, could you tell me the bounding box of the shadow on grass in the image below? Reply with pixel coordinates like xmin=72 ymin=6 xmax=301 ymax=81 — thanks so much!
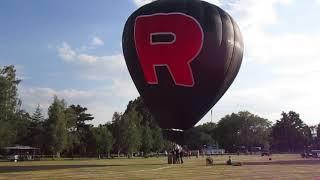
xmin=0 ymin=163 xmax=166 ymax=173
xmin=212 ymin=159 xmax=320 ymax=166
xmin=244 ymin=159 xmax=320 ymax=166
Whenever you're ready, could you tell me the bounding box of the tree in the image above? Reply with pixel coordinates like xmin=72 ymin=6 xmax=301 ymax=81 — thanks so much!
xmin=32 ymin=104 xmax=44 ymax=122
xmin=125 ymin=97 xmax=155 ymax=126
xmin=0 ymin=65 xmax=22 ymax=148
xmin=215 ymin=111 xmax=271 ymax=152
xmin=122 ymin=109 xmax=142 ymax=157
xmin=92 ymin=125 xmax=114 ymax=158
xmin=121 ymin=97 xmax=166 ymax=154
xmin=44 ymin=96 xmax=68 ymax=157
xmin=0 ymin=65 xmax=21 ymax=120
xmin=0 ymin=121 xmax=15 ymax=148
xmin=184 ymin=123 xmax=216 ymax=150
xmin=67 ymin=105 xmax=94 ymax=155
xmin=27 ymin=105 xmax=45 ymax=148
xmin=141 ymin=123 xmax=153 ymax=154
xmin=152 ymin=126 xmax=165 ymax=152
xmin=111 ymin=112 xmax=123 ymax=156
xmin=64 ymin=107 xmax=79 ymax=156
xmin=271 ymin=111 xmax=312 ymax=152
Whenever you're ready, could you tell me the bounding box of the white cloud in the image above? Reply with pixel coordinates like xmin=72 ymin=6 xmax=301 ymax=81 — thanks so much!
xmin=205 ymin=0 xmax=221 ymax=6
xmin=57 ymin=42 xmax=125 ymax=66
xmin=225 ymin=0 xmax=292 ymax=27
xmin=133 ymin=0 xmax=153 ymax=7
xmin=57 ymin=42 xmax=76 ymax=61
xmin=52 ymin=40 xmax=138 ymax=125
xmin=77 ymin=54 xmax=98 ymax=64
xmin=90 ymin=36 xmax=104 ymax=46
xmin=110 ymin=78 xmax=139 ymax=99
xmin=20 ymin=83 xmax=139 ymax=125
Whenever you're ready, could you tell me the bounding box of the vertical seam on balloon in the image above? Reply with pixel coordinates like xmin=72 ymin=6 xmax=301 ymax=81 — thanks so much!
xmin=223 ymin=14 xmax=236 ymax=78
xmin=230 ymin=17 xmax=241 ymax=77
xmin=230 ymin=17 xmax=244 ymax=81
xmin=212 ymin=11 xmax=236 ymax=110
xmin=216 ymin=6 xmax=223 ymax=47
xmin=218 ymin=16 xmax=238 ymax=99
xmin=199 ymin=7 xmax=225 ymax=125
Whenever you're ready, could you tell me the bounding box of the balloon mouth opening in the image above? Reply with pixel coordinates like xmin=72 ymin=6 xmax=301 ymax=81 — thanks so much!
xmin=163 ymin=128 xmax=185 ymax=143
xmin=164 ymin=128 xmax=184 ymax=132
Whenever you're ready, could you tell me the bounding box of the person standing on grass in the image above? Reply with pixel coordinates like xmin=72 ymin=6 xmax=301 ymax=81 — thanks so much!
xmin=178 ymin=145 xmax=184 ymax=164
xmin=174 ymin=143 xmax=180 ymax=163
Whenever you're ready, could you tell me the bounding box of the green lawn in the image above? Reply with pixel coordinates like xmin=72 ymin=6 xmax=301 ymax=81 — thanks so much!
xmin=0 ymin=154 xmax=320 ymax=179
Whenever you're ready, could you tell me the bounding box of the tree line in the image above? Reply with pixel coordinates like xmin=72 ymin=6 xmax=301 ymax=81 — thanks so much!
xmin=1 ymin=65 xmax=320 ymax=158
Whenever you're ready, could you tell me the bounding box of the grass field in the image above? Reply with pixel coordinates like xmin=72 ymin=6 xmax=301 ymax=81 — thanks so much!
xmin=1 ymin=154 xmax=320 ymax=179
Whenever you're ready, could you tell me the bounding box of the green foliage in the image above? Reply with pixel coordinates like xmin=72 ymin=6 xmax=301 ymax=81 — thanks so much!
xmin=32 ymin=104 xmax=44 ymax=122
xmin=215 ymin=111 xmax=271 ymax=152
xmin=141 ymin=123 xmax=153 ymax=154
xmin=66 ymin=105 xmax=94 ymax=155
xmin=12 ymin=110 xmax=32 ymax=146
xmin=110 ymin=98 xmax=166 ymax=155
xmin=1 ymin=65 xmax=318 ymax=157
xmin=272 ymin=111 xmax=312 ymax=152
xmin=110 ymin=112 xmax=123 ymax=155
xmin=0 ymin=65 xmax=21 ymax=120
xmin=152 ymin=126 xmax=165 ymax=152
xmin=0 ymin=65 xmax=24 ymax=148
xmin=91 ymin=125 xmax=114 ymax=157
xmin=122 ymin=109 xmax=142 ymax=155
xmin=0 ymin=121 xmax=15 ymax=148
xmin=45 ymin=96 xmax=68 ymax=156
xmin=184 ymin=122 xmax=217 ymax=149
xmin=26 ymin=105 xmax=45 ymax=148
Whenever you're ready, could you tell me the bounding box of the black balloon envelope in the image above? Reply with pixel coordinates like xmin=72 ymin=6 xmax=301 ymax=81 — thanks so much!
xmin=122 ymin=0 xmax=244 ymax=130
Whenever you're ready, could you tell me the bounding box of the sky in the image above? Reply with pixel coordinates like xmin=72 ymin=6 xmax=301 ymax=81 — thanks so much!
xmin=1 ymin=0 xmax=320 ymax=126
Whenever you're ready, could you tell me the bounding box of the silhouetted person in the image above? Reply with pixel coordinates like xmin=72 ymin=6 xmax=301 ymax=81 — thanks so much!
xmin=227 ymin=156 xmax=232 ymax=165
xmin=179 ymin=146 xmax=183 ymax=164
xmin=174 ymin=144 xmax=179 ymax=163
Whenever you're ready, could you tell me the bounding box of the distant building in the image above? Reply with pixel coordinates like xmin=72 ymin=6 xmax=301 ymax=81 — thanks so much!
xmin=203 ymin=145 xmax=225 ymax=155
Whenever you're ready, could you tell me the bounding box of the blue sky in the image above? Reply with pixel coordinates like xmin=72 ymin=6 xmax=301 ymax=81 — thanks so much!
xmin=1 ymin=0 xmax=320 ymax=126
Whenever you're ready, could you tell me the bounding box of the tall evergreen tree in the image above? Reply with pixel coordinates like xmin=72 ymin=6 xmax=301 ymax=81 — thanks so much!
xmin=32 ymin=104 xmax=44 ymax=123
xmin=27 ymin=105 xmax=45 ymax=148
xmin=0 ymin=65 xmax=22 ymax=148
xmin=45 ymin=96 xmax=67 ymax=157
xmin=67 ymin=104 xmax=94 ymax=155
xmin=0 ymin=65 xmax=21 ymax=120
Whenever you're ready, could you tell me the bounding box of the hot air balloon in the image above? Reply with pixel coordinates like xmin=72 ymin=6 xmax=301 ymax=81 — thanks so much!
xmin=122 ymin=0 xmax=243 ymax=130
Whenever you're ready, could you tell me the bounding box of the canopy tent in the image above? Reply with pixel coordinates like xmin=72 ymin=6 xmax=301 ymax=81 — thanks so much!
xmin=1 ymin=145 xmax=40 ymax=161
xmin=2 ymin=145 xmax=40 ymax=150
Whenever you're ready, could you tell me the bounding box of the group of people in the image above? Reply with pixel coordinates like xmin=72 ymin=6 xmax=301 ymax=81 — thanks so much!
xmin=171 ymin=143 xmax=184 ymax=164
